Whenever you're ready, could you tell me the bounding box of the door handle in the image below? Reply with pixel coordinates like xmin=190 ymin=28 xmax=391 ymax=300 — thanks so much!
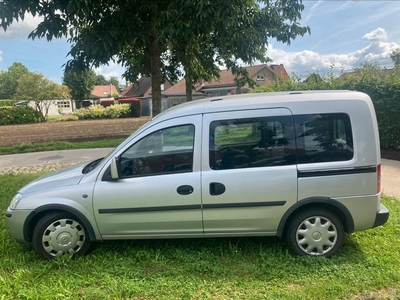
xmin=177 ymin=185 xmax=194 ymax=195
xmin=210 ymin=182 xmax=226 ymax=196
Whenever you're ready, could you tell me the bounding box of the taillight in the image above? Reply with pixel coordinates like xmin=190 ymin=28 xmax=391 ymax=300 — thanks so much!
xmin=377 ymin=164 xmax=381 ymax=193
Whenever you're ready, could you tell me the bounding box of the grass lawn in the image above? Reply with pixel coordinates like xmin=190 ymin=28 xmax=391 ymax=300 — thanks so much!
xmin=1 ymin=173 xmax=399 ymax=299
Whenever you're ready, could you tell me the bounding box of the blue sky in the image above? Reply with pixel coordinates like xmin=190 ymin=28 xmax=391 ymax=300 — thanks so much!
xmin=0 ymin=0 xmax=399 ymax=84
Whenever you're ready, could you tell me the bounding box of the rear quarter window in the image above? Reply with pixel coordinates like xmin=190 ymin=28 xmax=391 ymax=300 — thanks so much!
xmin=294 ymin=113 xmax=354 ymax=164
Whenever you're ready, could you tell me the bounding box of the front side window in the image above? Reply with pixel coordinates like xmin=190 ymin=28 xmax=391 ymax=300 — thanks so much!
xmin=294 ymin=113 xmax=354 ymax=164
xmin=119 ymin=124 xmax=195 ymax=177
xmin=209 ymin=116 xmax=296 ymax=170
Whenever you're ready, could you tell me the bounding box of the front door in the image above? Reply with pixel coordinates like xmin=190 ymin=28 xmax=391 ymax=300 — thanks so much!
xmin=93 ymin=115 xmax=203 ymax=238
xmin=201 ymin=108 xmax=298 ymax=234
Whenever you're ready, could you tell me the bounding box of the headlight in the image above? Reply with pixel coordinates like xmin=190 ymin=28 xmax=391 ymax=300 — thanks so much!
xmin=10 ymin=193 xmax=22 ymax=210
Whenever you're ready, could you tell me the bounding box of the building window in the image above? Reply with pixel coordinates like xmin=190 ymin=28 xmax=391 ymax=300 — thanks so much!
xmin=57 ymin=101 xmax=70 ymax=108
xmin=161 ymin=84 xmax=165 ymax=91
xmin=256 ymin=73 xmax=265 ymax=81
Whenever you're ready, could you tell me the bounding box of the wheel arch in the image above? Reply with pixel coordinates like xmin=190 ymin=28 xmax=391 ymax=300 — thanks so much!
xmin=276 ymin=197 xmax=355 ymax=238
xmin=23 ymin=204 xmax=97 ymax=243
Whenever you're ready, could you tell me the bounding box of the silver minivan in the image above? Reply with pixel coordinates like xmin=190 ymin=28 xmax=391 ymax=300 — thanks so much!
xmin=6 ymin=90 xmax=389 ymax=259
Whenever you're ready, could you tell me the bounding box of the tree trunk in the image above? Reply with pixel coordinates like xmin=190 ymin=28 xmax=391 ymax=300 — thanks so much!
xmin=185 ymin=71 xmax=193 ymax=102
xmin=149 ymin=27 xmax=162 ymax=116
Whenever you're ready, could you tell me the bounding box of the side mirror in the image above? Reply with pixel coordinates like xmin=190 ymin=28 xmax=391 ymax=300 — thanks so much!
xmin=110 ymin=156 xmax=119 ymax=180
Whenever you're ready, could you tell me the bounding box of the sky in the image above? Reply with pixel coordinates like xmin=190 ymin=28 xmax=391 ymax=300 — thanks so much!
xmin=0 ymin=0 xmax=399 ymax=84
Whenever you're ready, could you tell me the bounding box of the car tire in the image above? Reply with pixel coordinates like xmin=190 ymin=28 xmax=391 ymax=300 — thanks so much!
xmin=286 ymin=208 xmax=344 ymax=258
xmin=32 ymin=212 xmax=91 ymax=260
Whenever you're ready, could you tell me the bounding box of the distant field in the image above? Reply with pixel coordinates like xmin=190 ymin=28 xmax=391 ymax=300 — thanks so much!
xmin=0 ymin=118 xmax=150 ymax=147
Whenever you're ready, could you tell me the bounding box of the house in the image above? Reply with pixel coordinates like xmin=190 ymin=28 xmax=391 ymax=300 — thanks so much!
xmin=81 ymin=84 xmax=119 ymax=107
xmin=164 ymin=64 xmax=289 ymax=98
xmin=120 ymin=77 xmax=173 ymax=115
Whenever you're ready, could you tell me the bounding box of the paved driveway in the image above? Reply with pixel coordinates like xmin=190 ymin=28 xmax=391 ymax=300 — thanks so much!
xmin=381 ymin=159 xmax=400 ymax=198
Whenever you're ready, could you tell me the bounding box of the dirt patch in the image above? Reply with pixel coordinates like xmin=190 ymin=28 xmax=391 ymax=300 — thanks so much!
xmin=0 ymin=118 xmax=150 ymax=147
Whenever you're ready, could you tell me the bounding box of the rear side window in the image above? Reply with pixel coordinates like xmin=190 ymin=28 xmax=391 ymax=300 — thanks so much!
xmin=294 ymin=113 xmax=354 ymax=164
xmin=209 ymin=116 xmax=296 ymax=170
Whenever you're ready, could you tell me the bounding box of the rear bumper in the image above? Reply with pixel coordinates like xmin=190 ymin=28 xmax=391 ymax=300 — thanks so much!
xmin=373 ymin=204 xmax=389 ymax=228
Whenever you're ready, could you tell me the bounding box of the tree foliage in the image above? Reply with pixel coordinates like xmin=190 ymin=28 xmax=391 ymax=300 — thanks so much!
xmin=0 ymin=0 xmax=309 ymax=115
xmin=390 ymin=48 xmax=400 ymax=67
xmin=62 ymin=67 xmax=96 ymax=107
xmin=95 ymin=75 xmax=120 ymax=92
xmin=95 ymin=75 xmax=108 ymax=86
xmin=0 ymin=62 xmax=29 ymax=99
xmin=14 ymin=72 xmax=70 ymax=121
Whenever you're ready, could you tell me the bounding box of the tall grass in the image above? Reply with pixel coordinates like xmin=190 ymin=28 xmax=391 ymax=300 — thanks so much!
xmin=0 ymin=173 xmax=399 ymax=299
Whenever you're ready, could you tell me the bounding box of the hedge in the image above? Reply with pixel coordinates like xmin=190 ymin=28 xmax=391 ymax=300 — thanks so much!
xmin=72 ymin=104 xmax=131 ymax=120
xmin=0 ymin=106 xmax=42 ymax=125
xmin=0 ymin=99 xmax=17 ymax=107
xmin=119 ymin=98 xmax=141 ymax=117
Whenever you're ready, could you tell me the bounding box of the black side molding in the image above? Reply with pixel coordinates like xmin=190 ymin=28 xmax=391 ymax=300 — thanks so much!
xmin=203 ymin=201 xmax=286 ymax=209
xmin=99 ymin=201 xmax=286 ymax=214
xmin=298 ymin=165 xmax=377 ymax=178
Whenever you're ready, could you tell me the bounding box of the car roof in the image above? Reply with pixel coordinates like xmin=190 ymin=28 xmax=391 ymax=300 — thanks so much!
xmin=152 ymin=90 xmax=370 ymax=122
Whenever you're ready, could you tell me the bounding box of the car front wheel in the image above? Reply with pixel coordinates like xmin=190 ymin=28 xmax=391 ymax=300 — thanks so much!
xmin=32 ymin=212 xmax=91 ymax=259
xmin=286 ymin=209 xmax=344 ymax=257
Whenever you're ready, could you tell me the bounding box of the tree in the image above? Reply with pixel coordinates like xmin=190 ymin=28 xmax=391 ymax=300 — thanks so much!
xmin=0 ymin=62 xmax=29 ymax=99
xmin=0 ymin=0 xmax=309 ymax=115
xmin=109 ymin=76 xmax=120 ymax=93
xmin=14 ymin=72 xmax=70 ymax=121
xmin=95 ymin=74 xmax=120 ymax=93
xmin=95 ymin=75 xmax=108 ymax=85
xmin=390 ymin=48 xmax=400 ymax=67
xmin=63 ymin=67 xmax=97 ymax=108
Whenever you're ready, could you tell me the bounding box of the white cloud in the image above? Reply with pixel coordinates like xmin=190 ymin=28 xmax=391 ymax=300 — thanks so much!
xmin=0 ymin=51 xmax=3 ymax=63
xmin=363 ymin=27 xmax=387 ymax=42
xmin=94 ymin=62 xmax=126 ymax=84
xmin=0 ymin=13 xmax=43 ymax=39
xmin=268 ymin=28 xmax=399 ymax=76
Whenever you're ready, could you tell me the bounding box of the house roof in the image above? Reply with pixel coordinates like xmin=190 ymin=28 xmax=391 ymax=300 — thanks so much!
xmin=91 ymin=85 xmax=119 ymax=98
xmin=164 ymin=64 xmax=286 ymax=94
xmin=121 ymin=77 xmax=152 ymax=97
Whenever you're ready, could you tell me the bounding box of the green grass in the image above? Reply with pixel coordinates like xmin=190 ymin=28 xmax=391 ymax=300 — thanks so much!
xmin=1 ymin=173 xmax=399 ymax=299
xmin=0 ymin=139 xmax=124 ymax=155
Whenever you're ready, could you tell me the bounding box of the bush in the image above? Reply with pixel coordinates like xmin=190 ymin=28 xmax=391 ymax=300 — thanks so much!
xmin=0 ymin=99 xmax=17 ymax=107
xmin=0 ymin=106 xmax=42 ymax=125
xmin=100 ymin=100 xmax=115 ymax=108
xmin=72 ymin=104 xmax=130 ymax=120
xmin=119 ymin=98 xmax=141 ymax=117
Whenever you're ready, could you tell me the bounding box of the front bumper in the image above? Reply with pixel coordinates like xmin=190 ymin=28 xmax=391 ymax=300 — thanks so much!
xmin=373 ymin=204 xmax=390 ymax=228
xmin=5 ymin=207 xmax=33 ymax=245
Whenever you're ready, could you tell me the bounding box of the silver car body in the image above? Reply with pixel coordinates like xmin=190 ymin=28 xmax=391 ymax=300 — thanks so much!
xmin=6 ymin=91 xmax=389 ymax=253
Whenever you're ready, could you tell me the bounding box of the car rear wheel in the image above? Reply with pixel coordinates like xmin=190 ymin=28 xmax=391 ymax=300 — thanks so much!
xmin=286 ymin=209 xmax=344 ymax=257
xmin=32 ymin=212 xmax=91 ymax=259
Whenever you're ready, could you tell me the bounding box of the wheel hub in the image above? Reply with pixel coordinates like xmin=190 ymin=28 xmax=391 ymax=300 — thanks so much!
xmin=57 ymin=232 xmax=73 ymax=246
xmin=312 ymin=231 xmax=322 ymax=241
